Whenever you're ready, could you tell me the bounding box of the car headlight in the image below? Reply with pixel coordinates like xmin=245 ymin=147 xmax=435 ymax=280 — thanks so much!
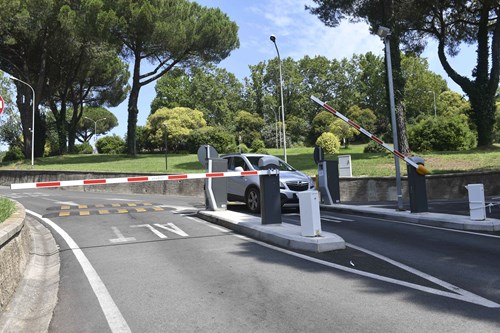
xmin=279 ymin=181 xmax=286 ymax=189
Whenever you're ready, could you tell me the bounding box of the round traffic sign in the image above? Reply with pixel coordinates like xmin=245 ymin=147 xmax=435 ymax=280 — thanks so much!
xmin=0 ymin=95 xmax=4 ymax=114
xmin=197 ymin=145 xmax=219 ymax=169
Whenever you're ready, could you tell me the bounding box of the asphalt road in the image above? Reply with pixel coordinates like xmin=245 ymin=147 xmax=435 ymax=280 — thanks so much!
xmin=2 ymin=187 xmax=500 ymax=332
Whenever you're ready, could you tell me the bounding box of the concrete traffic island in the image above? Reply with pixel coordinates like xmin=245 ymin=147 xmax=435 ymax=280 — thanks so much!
xmin=197 ymin=210 xmax=346 ymax=253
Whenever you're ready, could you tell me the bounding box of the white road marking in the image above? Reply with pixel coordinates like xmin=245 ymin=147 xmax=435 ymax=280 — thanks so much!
xmin=154 ymin=223 xmax=189 ymax=237
xmin=321 ymin=217 xmax=344 ymax=223
xmin=130 ymin=224 xmax=167 ymax=239
xmin=347 ymin=243 xmax=500 ymax=308
xmin=106 ymin=198 xmax=143 ymax=202
xmin=27 ymin=210 xmax=131 ymax=332
xmin=4 ymin=192 xmax=51 ymax=199
xmin=324 ymin=216 xmax=353 ymax=222
xmin=184 ymin=213 xmax=499 ymax=309
xmin=56 ymin=201 xmax=79 ymax=206
xmin=109 ymin=227 xmax=136 ymax=243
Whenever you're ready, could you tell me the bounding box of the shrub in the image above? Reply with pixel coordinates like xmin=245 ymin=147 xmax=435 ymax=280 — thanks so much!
xmin=254 ymin=148 xmax=269 ymax=154
xmin=96 ymin=135 xmax=126 ymax=154
xmin=315 ymin=132 xmax=341 ymax=154
xmin=363 ymin=140 xmax=387 ymax=153
xmin=75 ymin=142 xmax=94 ymax=154
xmin=408 ymin=115 xmax=477 ymax=152
xmin=2 ymin=146 xmax=25 ymax=162
xmin=251 ymin=138 xmax=265 ymax=152
xmin=186 ymin=127 xmax=235 ymax=154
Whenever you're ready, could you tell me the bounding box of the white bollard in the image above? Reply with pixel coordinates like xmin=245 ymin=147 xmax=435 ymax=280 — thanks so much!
xmin=297 ymin=190 xmax=322 ymax=237
xmin=465 ymin=184 xmax=486 ymax=221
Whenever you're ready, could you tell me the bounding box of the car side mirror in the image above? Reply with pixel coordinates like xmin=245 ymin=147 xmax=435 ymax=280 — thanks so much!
xmin=235 ymin=166 xmax=244 ymax=172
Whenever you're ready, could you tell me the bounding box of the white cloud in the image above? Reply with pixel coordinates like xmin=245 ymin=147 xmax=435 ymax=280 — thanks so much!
xmin=248 ymin=0 xmax=383 ymax=62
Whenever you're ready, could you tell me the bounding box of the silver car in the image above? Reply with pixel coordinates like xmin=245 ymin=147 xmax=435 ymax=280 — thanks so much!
xmin=221 ymin=153 xmax=315 ymax=213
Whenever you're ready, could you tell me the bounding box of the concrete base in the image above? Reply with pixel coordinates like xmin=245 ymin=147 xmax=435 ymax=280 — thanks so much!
xmin=197 ymin=210 xmax=345 ymax=253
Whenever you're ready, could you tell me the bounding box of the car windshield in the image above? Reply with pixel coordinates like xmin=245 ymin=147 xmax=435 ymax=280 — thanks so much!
xmin=246 ymin=156 xmax=296 ymax=172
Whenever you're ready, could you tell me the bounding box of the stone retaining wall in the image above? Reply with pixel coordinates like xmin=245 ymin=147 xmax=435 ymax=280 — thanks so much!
xmin=0 ymin=201 xmax=30 ymax=312
xmin=0 ymin=169 xmax=499 ymax=201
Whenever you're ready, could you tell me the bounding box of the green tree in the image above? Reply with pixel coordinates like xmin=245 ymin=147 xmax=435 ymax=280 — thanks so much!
xmin=311 ymin=111 xmax=336 ymax=142
xmin=102 ymin=0 xmax=239 ymax=155
xmin=308 ymin=0 xmax=412 ymax=154
xmin=347 ymin=105 xmax=377 ymax=140
xmin=353 ymin=52 xmax=387 ymax=123
xmin=438 ymin=91 xmax=470 ymax=117
xmin=234 ymin=110 xmax=264 ymax=147
xmin=402 ymin=1 xmax=499 ymax=147
xmin=151 ymin=64 xmax=244 ymax=128
xmin=0 ymin=73 xmax=23 ymax=151
xmin=145 ymin=107 xmax=206 ymax=152
xmin=330 ymin=118 xmax=359 ymax=148
xmin=401 ymin=55 xmax=448 ymax=120
xmin=0 ymin=0 xmax=60 ymax=158
xmin=76 ymin=107 xmax=118 ymax=144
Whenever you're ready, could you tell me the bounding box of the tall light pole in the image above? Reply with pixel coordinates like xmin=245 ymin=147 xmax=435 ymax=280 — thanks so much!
xmin=377 ymin=26 xmax=403 ymax=211
xmin=428 ymin=90 xmax=437 ymax=117
xmin=9 ymin=76 xmax=35 ymax=166
xmin=269 ymin=106 xmax=279 ymax=150
xmin=84 ymin=116 xmax=106 ymax=153
xmin=270 ymin=34 xmax=287 ymax=162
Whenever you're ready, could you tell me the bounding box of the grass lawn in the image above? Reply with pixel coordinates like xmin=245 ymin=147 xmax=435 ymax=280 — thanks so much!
xmin=0 ymin=197 xmax=15 ymax=224
xmin=1 ymin=144 xmax=499 ymax=177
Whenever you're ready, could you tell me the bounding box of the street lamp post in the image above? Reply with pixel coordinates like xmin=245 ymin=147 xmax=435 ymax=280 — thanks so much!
xmin=9 ymin=76 xmax=35 ymax=166
xmin=428 ymin=90 xmax=437 ymax=117
xmin=163 ymin=123 xmax=168 ymax=170
xmin=270 ymin=34 xmax=287 ymax=163
xmin=377 ymin=26 xmax=404 ymax=211
xmin=271 ymin=107 xmax=279 ymax=150
xmin=84 ymin=117 xmax=106 ymax=153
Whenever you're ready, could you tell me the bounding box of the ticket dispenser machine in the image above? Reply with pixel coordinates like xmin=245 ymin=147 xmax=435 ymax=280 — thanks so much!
xmin=197 ymin=145 xmax=227 ymax=211
xmin=314 ymin=146 xmax=341 ymax=205
xmin=406 ymin=156 xmax=428 ymax=213
xmin=258 ymin=156 xmax=282 ymax=225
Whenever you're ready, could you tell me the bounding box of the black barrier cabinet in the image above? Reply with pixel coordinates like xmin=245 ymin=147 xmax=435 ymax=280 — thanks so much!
xmin=205 ymin=158 xmax=228 ymax=210
xmin=406 ymin=157 xmax=428 ymax=213
xmin=259 ymin=156 xmax=282 ymax=225
xmin=318 ymin=160 xmax=341 ymax=205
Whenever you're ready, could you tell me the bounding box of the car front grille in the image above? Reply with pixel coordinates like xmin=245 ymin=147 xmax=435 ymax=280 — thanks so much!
xmin=286 ymin=181 xmax=309 ymax=192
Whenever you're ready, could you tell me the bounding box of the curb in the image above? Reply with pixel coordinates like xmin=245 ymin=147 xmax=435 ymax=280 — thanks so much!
xmin=197 ymin=210 xmax=346 ymax=252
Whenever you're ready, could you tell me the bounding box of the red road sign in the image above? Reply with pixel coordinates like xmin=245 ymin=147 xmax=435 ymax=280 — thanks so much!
xmin=0 ymin=95 xmax=4 ymax=114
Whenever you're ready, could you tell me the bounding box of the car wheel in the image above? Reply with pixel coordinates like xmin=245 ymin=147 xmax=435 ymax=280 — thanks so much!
xmin=245 ymin=187 xmax=260 ymax=213
xmin=280 ymin=195 xmax=287 ymax=207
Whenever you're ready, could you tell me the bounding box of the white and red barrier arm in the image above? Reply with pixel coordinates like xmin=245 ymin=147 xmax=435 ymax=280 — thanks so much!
xmin=10 ymin=170 xmax=270 ymax=190
xmin=310 ymin=95 xmax=429 ymax=175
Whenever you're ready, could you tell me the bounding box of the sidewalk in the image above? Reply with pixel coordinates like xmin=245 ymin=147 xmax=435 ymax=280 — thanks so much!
xmin=322 ymin=198 xmax=500 ymax=232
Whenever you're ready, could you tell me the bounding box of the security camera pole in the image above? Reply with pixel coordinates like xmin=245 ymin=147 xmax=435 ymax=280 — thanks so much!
xmin=377 ymin=26 xmax=404 ymax=211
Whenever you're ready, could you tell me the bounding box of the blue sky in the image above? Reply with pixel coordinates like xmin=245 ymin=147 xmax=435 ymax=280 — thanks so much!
xmin=108 ymin=0 xmax=475 ymax=138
